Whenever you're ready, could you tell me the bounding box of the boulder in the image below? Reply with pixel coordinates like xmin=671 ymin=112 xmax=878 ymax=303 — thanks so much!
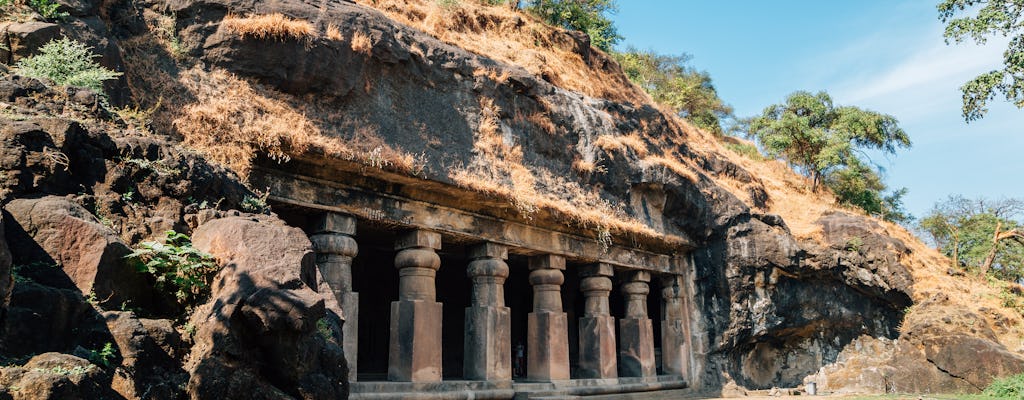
xmin=103 ymin=311 xmax=187 ymax=400
xmin=3 ymin=196 xmax=150 ymax=309
xmin=921 ymin=334 xmax=1024 ymax=390
xmin=1 ymin=280 xmax=96 ymax=358
xmin=0 ymin=353 xmax=118 ymax=400
xmin=806 ymin=335 xmax=975 ymax=395
xmin=185 ymin=215 xmax=346 ymax=400
xmin=0 ymin=21 xmax=61 ymax=65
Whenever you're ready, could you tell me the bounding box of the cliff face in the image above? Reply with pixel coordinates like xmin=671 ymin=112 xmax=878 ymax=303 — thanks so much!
xmin=1 ymin=0 xmax=1022 ymax=397
xmin=147 ymin=0 xmax=913 ymax=389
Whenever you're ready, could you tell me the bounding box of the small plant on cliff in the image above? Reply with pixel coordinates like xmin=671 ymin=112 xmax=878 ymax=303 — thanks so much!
xmin=85 ymin=342 xmax=116 ymax=368
xmin=126 ymin=230 xmax=219 ymax=307
xmin=27 ymin=0 xmax=67 ymax=20
xmin=15 ymin=38 xmax=120 ymax=96
xmin=240 ymin=189 xmax=271 ymax=214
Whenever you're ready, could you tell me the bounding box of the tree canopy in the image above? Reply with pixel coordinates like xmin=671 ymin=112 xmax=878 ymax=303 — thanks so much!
xmin=613 ymin=48 xmax=733 ymax=135
xmin=744 ymin=91 xmax=912 ymax=222
xmin=919 ymin=196 xmax=1024 ymax=281
xmin=938 ymin=0 xmax=1024 ymax=121
xmin=747 ymin=91 xmax=911 ymax=190
xmin=525 ymin=0 xmax=621 ymax=51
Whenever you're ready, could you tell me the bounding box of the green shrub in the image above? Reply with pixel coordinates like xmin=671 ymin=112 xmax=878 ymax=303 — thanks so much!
xmin=240 ymin=190 xmax=270 ymax=214
xmin=984 ymin=372 xmax=1024 ymax=399
xmin=126 ymin=230 xmax=219 ymax=307
xmin=27 ymin=0 xmax=67 ymax=20
xmin=15 ymin=38 xmax=121 ymax=96
xmin=525 ymin=0 xmax=621 ymax=51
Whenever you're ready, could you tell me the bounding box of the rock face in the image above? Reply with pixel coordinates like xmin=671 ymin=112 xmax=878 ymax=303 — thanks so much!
xmin=3 ymin=196 xmax=150 ymax=309
xmin=185 ymin=215 xmax=347 ymax=400
xmin=0 ymin=22 xmax=61 ymax=64
xmin=0 ymin=352 xmax=119 ymax=400
xmin=0 ymin=213 xmax=11 ymax=327
xmin=104 ymin=311 xmax=188 ymax=400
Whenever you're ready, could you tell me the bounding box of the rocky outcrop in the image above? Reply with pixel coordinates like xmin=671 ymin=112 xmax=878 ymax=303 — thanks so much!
xmin=0 ymin=352 xmax=119 ymax=400
xmin=3 ymin=196 xmax=150 ymax=308
xmin=185 ymin=215 xmax=346 ymax=400
xmin=0 ymin=21 xmax=61 ymax=64
xmin=103 ymin=311 xmax=188 ymax=400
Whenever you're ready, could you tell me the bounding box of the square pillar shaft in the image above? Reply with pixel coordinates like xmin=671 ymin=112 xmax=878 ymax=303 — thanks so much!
xmin=619 ymin=317 xmax=656 ymax=377
xmin=389 ymin=300 xmax=443 ymax=382
xmin=388 ymin=230 xmax=443 ymax=382
xmin=527 ymin=255 xmax=570 ymax=382
xmin=464 ymin=243 xmax=511 ymax=381
xmin=578 ymin=315 xmax=616 ymax=379
xmin=577 ymin=263 xmax=616 ymax=379
xmin=464 ymin=306 xmax=511 ymax=380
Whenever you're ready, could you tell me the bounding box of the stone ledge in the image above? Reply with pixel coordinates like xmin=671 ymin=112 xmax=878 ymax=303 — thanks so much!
xmin=349 ymin=376 xmax=687 ymax=400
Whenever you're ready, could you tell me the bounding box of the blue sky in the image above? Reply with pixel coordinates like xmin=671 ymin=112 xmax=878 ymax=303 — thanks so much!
xmin=613 ymin=0 xmax=1023 ymax=219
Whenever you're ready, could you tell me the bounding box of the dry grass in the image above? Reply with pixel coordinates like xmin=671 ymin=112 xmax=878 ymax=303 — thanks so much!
xmin=221 ymin=13 xmax=316 ymax=41
xmin=351 ymin=0 xmax=647 ymax=104
xmin=595 ymin=132 xmax=649 ymax=158
xmin=174 ymin=68 xmax=338 ymax=176
xmin=473 ymin=67 xmax=511 ymax=84
xmin=326 ymin=23 xmax=344 ymax=41
xmin=450 ymin=97 xmax=662 ymax=243
xmin=526 ymin=112 xmax=557 ymax=135
xmin=350 ymin=31 xmax=373 ymax=53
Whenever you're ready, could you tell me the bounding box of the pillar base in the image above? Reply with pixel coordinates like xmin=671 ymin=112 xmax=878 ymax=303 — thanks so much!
xmin=661 ymin=318 xmax=688 ymax=379
xmin=341 ymin=292 xmax=359 ymax=382
xmin=527 ymin=311 xmax=570 ymax=382
xmin=578 ymin=315 xmax=617 ymax=379
xmin=388 ymin=300 xmax=443 ymax=382
xmin=619 ymin=318 xmax=656 ymax=377
xmin=464 ymin=306 xmax=511 ymax=381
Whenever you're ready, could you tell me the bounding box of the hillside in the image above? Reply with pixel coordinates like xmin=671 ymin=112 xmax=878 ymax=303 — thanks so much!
xmin=1 ymin=0 xmax=1023 ymax=398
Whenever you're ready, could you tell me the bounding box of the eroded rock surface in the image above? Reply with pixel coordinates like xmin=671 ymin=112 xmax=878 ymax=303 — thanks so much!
xmin=185 ymin=215 xmax=346 ymax=400
xmin=3 ymin=196 xmax=149 ymax=308
xmin=0 ymin=353 xmax=118 ymax=400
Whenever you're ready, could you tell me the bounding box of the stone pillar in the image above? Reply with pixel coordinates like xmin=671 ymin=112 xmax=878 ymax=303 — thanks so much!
xmin=526 ymin=254 xmax=570 ymax=382
xmin=388 ymin=230 xmax=443 ymax=382
xmin=660 ymin=275 xmax=690 ymax=381
xmin=464 ymin=242 xmax=512 ymax=381
xmin=618 ymin=271 xmax=656 ymax=378
xmin=309 ymin=213 xmax=359 ymax=382
xmin=577 ymin=263 xmax=617 ymax=379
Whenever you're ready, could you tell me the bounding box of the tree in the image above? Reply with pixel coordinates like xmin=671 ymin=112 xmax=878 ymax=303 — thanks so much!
xmin=919 ymin=195 xmax=1024 ymax=280
xmin=613 ymin=48 xmax=734 ymax=135
xmin=824 ymin=160 xmax=912 ymax=223
xmin=747 ymin=91 xmax=911 ymax=191
xmin=938 ymin=0 xmax=1024 ymax=122
xmin=525 ymin=0 xmax=621 ymax=51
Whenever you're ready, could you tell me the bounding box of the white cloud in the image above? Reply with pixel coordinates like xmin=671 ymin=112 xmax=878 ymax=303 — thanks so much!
xmin=832 ymin=34 xmax=1009 ymax=107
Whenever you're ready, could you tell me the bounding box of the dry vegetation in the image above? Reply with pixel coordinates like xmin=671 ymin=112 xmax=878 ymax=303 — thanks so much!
xmin=450 ymin=98 xmax=664 ymax=243
xmin=221 ymin=13 xmax=316 ymax=41
xmin=350 ymin=31 xmax=373 ymax=53
xmin=351 ymin=0 xmax=647 ymax=104
xmin=325 ymin=23 xmax=344 ymax=41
